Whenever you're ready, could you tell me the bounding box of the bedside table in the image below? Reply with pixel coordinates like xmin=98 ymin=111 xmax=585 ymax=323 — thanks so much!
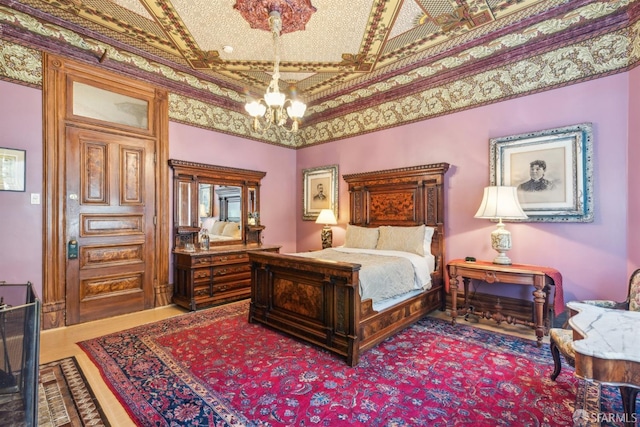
xmin=447 ymin=259 xmax=561 ymax=347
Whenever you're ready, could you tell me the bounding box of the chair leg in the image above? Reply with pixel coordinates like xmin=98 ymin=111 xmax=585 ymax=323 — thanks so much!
xmin=550 ymin=339 xmax=562 ymax=381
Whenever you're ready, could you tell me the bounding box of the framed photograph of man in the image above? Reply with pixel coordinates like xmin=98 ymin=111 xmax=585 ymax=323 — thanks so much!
xmin=490 ymin=123 xmax=593 ymax=222
xmin=302 ymin=164 xmax=338 ymax=220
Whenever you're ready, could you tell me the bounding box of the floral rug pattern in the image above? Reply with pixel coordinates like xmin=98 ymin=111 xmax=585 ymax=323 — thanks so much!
xmin=79 ymin=301 xmax=626 ymax=426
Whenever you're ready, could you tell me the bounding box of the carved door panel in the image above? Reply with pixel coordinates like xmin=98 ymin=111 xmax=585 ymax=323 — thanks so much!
xmin=65 ymin=126 xmax=155 ymax=324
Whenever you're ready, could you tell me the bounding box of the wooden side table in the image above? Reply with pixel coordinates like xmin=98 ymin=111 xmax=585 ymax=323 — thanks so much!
xmin=447 ymin=259 xmax=559 ymax=347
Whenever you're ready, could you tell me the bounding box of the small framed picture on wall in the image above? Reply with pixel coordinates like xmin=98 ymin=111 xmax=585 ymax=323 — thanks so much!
xmin=0 ymin=147 xmax=26 ymax=192
xmin=302 ymin=164 xmax=338 ymax=221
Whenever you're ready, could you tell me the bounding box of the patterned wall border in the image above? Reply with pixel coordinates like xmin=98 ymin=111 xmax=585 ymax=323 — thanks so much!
xmin=298 ymin=25 xmax=638 ymax=146
xmin=0 ymin=38 xmax=42 ymax=86
xmin=168 ymin=94 xmax=299 ymax=147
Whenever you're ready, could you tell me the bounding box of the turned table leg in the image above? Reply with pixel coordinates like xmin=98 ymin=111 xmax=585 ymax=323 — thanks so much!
xmin=450 ymin=274 xmax=458 ymax=324
xmin=532 ymin=276 xmax=546 ymax=347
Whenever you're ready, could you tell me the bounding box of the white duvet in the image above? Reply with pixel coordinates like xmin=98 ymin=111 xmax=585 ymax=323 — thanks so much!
xmin=291 ymin=247 xmax=434 ymax=305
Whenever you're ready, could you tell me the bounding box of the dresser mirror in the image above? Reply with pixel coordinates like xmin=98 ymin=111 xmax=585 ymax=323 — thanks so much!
xmin=169 ymin=159 xmax=266 ymax=249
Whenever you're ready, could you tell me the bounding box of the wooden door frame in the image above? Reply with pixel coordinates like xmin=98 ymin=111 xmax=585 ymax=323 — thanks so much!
xmin=42 ymin=53 xmax=170 ymax=329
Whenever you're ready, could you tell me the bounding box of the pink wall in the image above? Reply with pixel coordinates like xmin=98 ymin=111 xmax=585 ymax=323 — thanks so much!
xmin=0 ymin=81 xmax=43 ymax=296
xmin=297 ymin=74 xmax=631 ymax=303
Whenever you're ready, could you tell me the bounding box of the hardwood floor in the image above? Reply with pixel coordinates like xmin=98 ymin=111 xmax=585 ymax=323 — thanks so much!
xmin=39 ymin=303 xmax=548 ymax=425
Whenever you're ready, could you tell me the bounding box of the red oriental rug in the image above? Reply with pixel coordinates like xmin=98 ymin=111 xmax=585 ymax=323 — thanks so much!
xmin=78 ymin=301 xmax=625 ymax=426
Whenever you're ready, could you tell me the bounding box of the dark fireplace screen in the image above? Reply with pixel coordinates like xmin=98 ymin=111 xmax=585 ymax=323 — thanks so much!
xmin=0 ymin=282 xmax=41 ymax=426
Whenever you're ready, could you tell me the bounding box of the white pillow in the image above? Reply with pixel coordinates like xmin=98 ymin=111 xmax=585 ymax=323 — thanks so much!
xmin=222 ymin=222 xmax=240 ymax=237
xmin=201 ymin=217 xmax=217 ymax=233
xmin=423 ymin=226 xmax=435 ymax=256
xmin=211 ymin=221 xmax=227 ymax=235
xmin=376 ymin=225 xmax=426 ymax=256
xmin=344 ymin=225 xmax=379 ymax=249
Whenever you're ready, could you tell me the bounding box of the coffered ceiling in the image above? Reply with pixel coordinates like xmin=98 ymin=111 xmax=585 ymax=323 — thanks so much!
xmin=0 ymin=0 xmax=637 ymax=147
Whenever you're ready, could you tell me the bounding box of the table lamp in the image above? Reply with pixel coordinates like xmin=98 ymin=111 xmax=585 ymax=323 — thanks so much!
xmin=315 ymin=209 xmax=337 ymax=249
xmin=474 ymin=186 xmax=527 ymax=265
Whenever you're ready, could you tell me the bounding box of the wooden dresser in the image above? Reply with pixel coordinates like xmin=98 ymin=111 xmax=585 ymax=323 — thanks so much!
xmin=173 ymin=244 xmax=280 ymax=311
xmin=169 ymin=159 xmax=278 ymax=311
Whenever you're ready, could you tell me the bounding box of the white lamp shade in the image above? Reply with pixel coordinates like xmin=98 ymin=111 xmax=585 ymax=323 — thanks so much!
xmin=474 ymin=186 xmax=527 ymax=220
xmin=245 ymin=101 xmax=267 ymax=117
xmin=264 ymin=91 xmax=285 ymax=107
xmin=315 ymin=209 xmax=337 ymax=225
xmin=287 ymin=100 xmax=307 ymax=118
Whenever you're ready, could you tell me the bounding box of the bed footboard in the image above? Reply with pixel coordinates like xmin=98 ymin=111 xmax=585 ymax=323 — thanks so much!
xmin=248 ymin=251 xmax=444 ymax=366
xmin=249 ymin=251 xmax=362 ymax=365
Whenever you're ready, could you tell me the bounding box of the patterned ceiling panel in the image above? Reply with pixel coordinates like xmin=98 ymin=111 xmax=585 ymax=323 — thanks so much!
xmin=0 ymin=0 xmax=636 ymax=148
xmin=111 ymin=0 xmax=153 ymax=19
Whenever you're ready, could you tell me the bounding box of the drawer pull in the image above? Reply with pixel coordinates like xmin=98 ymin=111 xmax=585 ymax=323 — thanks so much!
xmin=484 ymin=271 xmax=497 ymax=283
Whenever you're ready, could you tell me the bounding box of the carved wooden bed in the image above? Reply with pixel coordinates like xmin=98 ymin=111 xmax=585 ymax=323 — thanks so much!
xmin=248 ymin=163 xmax=449 ymax=366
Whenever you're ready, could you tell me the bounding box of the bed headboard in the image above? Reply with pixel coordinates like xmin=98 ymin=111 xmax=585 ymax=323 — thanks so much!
xmin=343 ymin=163 xmax=450 ymax=286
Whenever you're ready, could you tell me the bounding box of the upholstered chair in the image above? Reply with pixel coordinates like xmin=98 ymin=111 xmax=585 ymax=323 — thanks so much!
xmin=549 ymin=269 xmax=640 ymax=381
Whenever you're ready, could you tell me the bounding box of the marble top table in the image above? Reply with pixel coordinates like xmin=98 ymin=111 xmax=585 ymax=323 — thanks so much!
xmin=568 ymin=301 xmax=640 ymax=364
xmin=567 ymin=301 xmax=640 ymax=426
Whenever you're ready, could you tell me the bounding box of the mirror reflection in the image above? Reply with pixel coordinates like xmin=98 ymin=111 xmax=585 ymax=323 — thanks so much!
xmin=177 ymin=181 xmax=193 ymax=227
xmin=200 ymin=185 xmax=242 ymax=244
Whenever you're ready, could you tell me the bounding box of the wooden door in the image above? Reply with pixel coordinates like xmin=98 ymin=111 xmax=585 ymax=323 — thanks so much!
xmin=65 ymin=126 xmax=155 ymax=324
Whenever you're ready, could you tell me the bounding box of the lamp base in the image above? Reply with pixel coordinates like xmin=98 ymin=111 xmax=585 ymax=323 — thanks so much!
xmin=320 ymin=226 xmax=332 ymax=249
xmin=491 ymin=220 xmax=512 ymax=265
xmin=492 ymin=252 xmax=512 ymax=265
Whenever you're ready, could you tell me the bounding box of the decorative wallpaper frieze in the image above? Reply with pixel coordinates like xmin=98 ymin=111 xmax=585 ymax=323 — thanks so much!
xmin=298 ymin=28 xmax=633 ymax=146
xmin=0 ymin=38 xmax=42 ymax=85
xmin=168 ymin=94 xmax=300 ymax=147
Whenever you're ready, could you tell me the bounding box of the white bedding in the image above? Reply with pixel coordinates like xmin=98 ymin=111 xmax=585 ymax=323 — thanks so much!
xmin=290 ymin=247 xmax=434 ymax=310
xmin=208 ymin=234 xmax=237 ymax=242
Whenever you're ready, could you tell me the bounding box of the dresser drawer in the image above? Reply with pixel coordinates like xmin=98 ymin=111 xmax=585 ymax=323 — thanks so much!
xmin=191 ymin=256 xmax=212 ymax=266
xmin=212 ymin=263 xmax=250 ymax=277
xmin=193 ymin=285 xmax=211 ymax=298
xmin=192 ymin=268 xmax=212 ymax=282
xmin=211 ymin=253 xmax=248 ymax=265
xmin=213 ymin=278 xmax=250 ymax=293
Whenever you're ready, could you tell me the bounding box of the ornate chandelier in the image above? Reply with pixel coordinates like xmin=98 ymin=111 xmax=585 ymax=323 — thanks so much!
xmin=243 ymin=10 xmax=307 ymax=133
